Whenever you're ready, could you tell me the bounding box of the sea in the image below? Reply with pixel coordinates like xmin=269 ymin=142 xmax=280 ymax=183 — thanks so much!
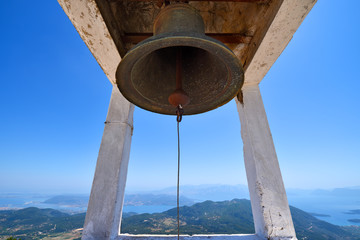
xmin=0 ymin=193 xmax=359 ymax=227
xmin=0 ymin=193 xmax=87 ymax=213
xmin=0 ymin=193 xmax=174 ymax=214
xmin=287 ymin=194 xmax=360 ymax=226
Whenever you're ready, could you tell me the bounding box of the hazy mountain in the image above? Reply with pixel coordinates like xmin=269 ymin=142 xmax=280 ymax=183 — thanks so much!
xmin=152 ymin=184 xmax=250 ymax=201
xmin=42 ymin=194 xmax=194 ymax=208
xmin=43 ymin=195 xmax=89 ymax=207
xmin=22 ymin=185 xmax=360 ymax=209
xmin=131 ymin=185 xmax=360 ymax=203
xmin=124 ymin=194 xmax=194 ymax=206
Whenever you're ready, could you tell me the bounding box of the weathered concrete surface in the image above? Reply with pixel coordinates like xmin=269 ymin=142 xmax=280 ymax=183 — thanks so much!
xmin=82 ymin=86 xmax=134 ymax=240
xmin=236 ymin=84 xmax=296 ymax=240
xmin=58 ymin=0 xmax=120 ymax=84
xmin=117 ymin=234 xmax=261 ymax=240
xmin=244 ymin=0 xmax=317 ymax=85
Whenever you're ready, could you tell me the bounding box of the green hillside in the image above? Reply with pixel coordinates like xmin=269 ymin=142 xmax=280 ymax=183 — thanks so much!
xmin=0 ymin=207 xmax=85 ymax=239
xmin=121 ymin=199 xmax=254 ymax=234
xmin=121 ymin=199 xmax=360 ymax=240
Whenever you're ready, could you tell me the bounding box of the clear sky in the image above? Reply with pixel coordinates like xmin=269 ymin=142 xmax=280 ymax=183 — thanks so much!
xmin=0 ymin=1 xmax=359 ymax=194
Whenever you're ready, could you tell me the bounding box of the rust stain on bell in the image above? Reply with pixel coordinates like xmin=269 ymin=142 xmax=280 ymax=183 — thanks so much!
xmin=116 ymin=3 xmax=244 ymax=115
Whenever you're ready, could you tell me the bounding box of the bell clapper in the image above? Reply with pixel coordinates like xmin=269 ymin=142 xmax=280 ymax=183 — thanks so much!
xmin=172 ymin=49 xmax=186 ymax=240
xmin=168 ymin=48 xmax=190 ymax=110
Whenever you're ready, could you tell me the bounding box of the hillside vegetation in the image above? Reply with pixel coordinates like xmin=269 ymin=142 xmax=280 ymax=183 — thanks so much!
xmin=1 ymin=199 xmax=360 ymax=240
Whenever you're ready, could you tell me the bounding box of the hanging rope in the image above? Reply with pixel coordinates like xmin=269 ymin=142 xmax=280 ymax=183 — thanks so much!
xmin=176 ymin=105 xmax=183 ymax=240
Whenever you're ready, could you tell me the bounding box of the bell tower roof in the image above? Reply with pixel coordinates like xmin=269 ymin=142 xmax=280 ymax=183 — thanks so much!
xmin=57 ymin=0 xmax=316 ymax=86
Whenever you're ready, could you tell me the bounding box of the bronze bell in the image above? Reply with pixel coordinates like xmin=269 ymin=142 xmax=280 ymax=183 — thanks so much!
xmin=116 ymin=3 xmax=244 ymax=115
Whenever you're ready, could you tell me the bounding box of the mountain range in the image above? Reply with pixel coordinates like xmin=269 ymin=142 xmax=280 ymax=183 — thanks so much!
xmin=42 ymin=193 xmax=194 ymax=208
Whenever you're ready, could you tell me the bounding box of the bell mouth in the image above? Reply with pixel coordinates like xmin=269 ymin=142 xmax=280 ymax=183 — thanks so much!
xmin=116 ymin=33 xmax=244 ymax=115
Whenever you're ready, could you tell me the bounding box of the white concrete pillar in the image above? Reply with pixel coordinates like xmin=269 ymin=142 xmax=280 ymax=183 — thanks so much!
xmin=236 ymin=84 xmax=296 ymax=240
xmin=82 ymin=86 xmax=134 ymax=240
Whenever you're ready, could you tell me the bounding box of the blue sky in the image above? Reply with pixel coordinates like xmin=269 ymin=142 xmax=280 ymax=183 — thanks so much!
xmin=0 ymin=1 xmax=359 ymax=194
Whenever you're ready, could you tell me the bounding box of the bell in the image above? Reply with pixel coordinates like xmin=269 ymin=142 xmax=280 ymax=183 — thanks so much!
xmin=116 ymin=3 xmax=244 ymax=115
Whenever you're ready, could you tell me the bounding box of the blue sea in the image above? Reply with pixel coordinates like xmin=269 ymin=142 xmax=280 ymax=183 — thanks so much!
xmin=1 ymin=193 xmax=359 ymax=226
xmin=0 ymin=193 xmax=173 ymax=214
xmin=288 ymin=194 xmax=360 ymax=226
xmin=0 ymin=193 xmax=87 ymax=213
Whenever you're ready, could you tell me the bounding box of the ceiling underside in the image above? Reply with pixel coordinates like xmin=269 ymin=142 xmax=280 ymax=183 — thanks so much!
xmin=95 ymin=0 xmax=282 ymax=70
xmin=57 ymin=0 xmax=316 ymax=85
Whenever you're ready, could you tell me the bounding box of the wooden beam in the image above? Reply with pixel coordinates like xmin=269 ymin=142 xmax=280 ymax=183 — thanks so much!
xmin=241 ymin=0 xmax=283 ymax=71
xmin=123 ymin=33 xmax=252 ymax=44
xmin=95 ymin=0 xmax=127 ymax=57
xmin=110 ymin=0 xmax=268 ymax=2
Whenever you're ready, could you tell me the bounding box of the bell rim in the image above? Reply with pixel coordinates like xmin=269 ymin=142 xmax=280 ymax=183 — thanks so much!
xmin=116 ymin=34 xmax=244 ymax=115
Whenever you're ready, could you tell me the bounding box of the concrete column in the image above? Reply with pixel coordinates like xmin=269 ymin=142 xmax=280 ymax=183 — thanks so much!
xmin=82 ymin=86 xmax=134 ymax=240
xmin=236 ymin=84 xmax=296 ymax=240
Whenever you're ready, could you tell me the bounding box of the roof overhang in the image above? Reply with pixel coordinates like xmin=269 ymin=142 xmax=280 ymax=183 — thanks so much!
xmin=58 ymin=0 xmax=316 ymax=86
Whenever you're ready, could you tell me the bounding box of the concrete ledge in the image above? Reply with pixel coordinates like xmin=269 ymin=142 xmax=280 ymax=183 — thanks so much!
xmin=244 ymin=0 xmax=317 ymax=85
xmin=117 ymin=234 xmax=261 ymax=240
